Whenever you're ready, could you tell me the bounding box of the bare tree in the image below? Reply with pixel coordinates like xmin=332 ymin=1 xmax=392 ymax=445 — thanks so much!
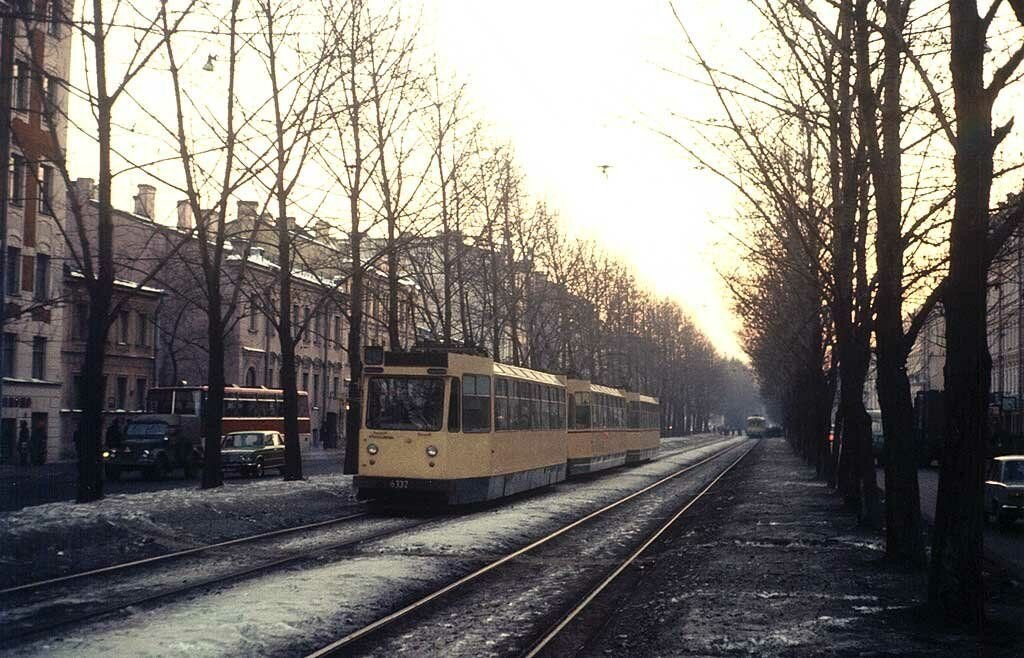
xmin=930 ymin=0 xmax=1024 ymax=627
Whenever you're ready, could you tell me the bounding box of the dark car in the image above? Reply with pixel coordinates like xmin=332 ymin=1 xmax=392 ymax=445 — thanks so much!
xmin=103 ymin=419 xmax=201 ymax=480
xmin=985 ymin=456 xmax=1024 ymax=527
xmin=221 ymin=431 xmax=286 ymax=477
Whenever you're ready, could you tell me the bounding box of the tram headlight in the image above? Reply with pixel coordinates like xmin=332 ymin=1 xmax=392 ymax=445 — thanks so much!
xmin=366 ymin=443 xmax=379 ymax=455
xmin=102 ymin=450 xmax=111 ymax=459
xmin=425 ymin=445 xmax=438 ymax=457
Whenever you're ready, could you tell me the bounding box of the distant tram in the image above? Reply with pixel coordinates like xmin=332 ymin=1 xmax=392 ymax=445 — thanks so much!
xmin=354 ymin=347 xmax=661 ymax=505
xmin=745 ymin=415 xmax=767 ymax=438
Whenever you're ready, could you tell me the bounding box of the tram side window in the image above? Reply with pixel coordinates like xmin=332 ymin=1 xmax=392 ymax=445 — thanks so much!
xmin=529 ymin=384 xmax=540 ymax=429
xmin=448 ymin=378 xmax=460 ymax=432
xmin=558 ymin=389 xmax=566 ymax=428
xmin=495 ymin=378 xmax=509 ymax=430
xmin=462 ymin=374 xmax=491 ymax=432
xmin=513 ymin=381 xmax=530 ymax=430
xmin=539 ymin=386 xmax=550 ymax=429
xmin=574 ymin=392 xmax=590 ymax=429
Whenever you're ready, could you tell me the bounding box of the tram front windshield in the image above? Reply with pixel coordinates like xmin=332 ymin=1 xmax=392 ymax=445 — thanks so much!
xmin=366 ymin=376 xmax=445 ymax=431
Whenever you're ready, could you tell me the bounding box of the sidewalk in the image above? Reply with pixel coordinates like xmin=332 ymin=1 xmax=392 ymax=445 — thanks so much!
xmin=0 ymin=447 xmax=346 ymax=512
xmin=584 ymin=438 xmax=1024 ymax=657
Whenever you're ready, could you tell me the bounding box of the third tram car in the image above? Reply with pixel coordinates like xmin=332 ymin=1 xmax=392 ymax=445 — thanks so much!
xmin=354 ymin=346 xmax=661 ymax=505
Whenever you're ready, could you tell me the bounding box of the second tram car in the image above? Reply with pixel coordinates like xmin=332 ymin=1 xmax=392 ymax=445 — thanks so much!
xmin=566 ymin=380 xmax=629 ymax=475
xmin=354 ymin=347 xmax=661 ymax=505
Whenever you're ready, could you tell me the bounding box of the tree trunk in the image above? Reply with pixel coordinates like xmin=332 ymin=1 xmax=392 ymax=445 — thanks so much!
xmin=278 ymin=231 xmax=303 ymax=481
xmin=854 ymin=0 xmax=926 ymax=564
xmin=343 ymin=232 xmax=363 ymax=475
xmin=201 ymin=310 xmax=225 ymax=489
xmin=929 ymin=0 xmax=992 ymax=627
xmin=77 ymin=40 xmax=115 ymax=502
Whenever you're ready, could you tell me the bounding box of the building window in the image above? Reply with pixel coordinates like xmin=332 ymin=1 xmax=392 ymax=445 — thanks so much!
xmin=119 ymin=310 xmax=129 ymax=343
xmin=41 ymin=75 xmax=61 ymax=121
xmin=313 ymin=374 xmax=320 ymax=401
xmin=8 ymin=155 xmax=25 ymax=206
xmin=71 ymin=373 xmax=83 ymax=408
xmin=135 ymin=378 xmax=147 ymax=410
xmin=74 ymin=302 xmax=88 ymax=339
xmin=303 ymin=307 xmax=310 ymax=343
xmin=14 ymin=61 xmax=29 ymax=111
xmin=301 ymin=371 xmax=309 ymax=392
xmin=265 ymin=368 xmax=274 ymax=387
xmin=6 ymin=246 xmax=20 ymax=295
xmin=38 ymin=165 xmax=54 ymax=215
xmin=31 ymin=336 xmax=46 ymax=379
xmin=313 ymin=312 xmax=320 ymax=345
xmin=332 ymin=376 xmax=339 ymax=398
xmin=137 ymin=312 xmax=148 ymax=346
xmin=245 ymin=367 xmax=256 ymax=387
xmin=47 ymin=0 xmax=63 ymax=36
xmin=2 ymin=333 xmax=15 ymax=377
xmin=333 ymin=316 xmax=341 ymax=344
xmin=248 ymin=296 xmax=258 ymax=332
xmin=292 ymin=304 xmax=299 ymax=331
xmin=116 ymin=377 xmax=128 ymax=410
xmin=33 ymin=253 xmax=50 ymax=302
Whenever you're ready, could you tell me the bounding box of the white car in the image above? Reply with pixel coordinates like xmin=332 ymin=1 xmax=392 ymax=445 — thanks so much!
xmin=985 ymin=456 xmax=1024 ymax=526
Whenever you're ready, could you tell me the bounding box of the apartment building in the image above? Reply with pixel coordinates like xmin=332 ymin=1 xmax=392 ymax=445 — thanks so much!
xmin=0 ymin=0 xmax=72 ymax=463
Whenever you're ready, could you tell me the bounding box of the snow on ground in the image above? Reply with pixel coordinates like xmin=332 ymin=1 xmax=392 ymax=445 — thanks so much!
xmin=0 ymin=473 xmax=354 ymax=539
xmin=10 ymin=555 xmax=445 ymax=658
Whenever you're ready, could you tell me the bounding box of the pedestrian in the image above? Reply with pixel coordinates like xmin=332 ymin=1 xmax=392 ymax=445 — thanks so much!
xmin=17 ymin=421 xmax=30 ymax=466
xmin=105 ymin=419 xmax=123 ymax=450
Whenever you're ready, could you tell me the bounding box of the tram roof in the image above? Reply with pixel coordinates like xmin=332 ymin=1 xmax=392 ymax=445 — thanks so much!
xmin=493 ymin=362 xmax=565 ymax=386
xmin=589 ymin=383 xmax=626 ymax=398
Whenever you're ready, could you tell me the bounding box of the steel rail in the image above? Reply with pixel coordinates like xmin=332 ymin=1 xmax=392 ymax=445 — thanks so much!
xmin=2 ymin=433 xmax=720 ymax=600
xmin=0 ymin=509 xmax=371 ymax=597
xmin=304 ymin=439 xmax=752 ymax=658
xmin=0 ymin=515 xmax=435 ymax=645
xmin=522 ymin=440 xmax=759 ymax=658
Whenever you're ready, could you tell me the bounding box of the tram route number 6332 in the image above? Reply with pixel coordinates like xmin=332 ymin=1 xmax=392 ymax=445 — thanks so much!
xmin=389 ymin=479 xmax=410 ymax=489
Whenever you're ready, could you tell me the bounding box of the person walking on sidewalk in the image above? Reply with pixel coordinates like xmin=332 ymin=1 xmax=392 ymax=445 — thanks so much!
xmin=105 ymin=419 xmax=123 ymax=451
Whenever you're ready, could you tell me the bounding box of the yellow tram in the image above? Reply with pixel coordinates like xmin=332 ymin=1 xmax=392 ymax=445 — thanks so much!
xmin=625 ymin=392 xmax=661 ymax=464
xmin=566 ymin=380 xmax=629 ymax=475
xmin=354 ymin=346 xmax=659 ymax=505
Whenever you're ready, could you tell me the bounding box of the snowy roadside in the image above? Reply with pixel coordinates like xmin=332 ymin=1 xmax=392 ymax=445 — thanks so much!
xmin=0 ymin=473 xmax=359 ymax=589
xmin=582 ymin=438 xmax=1024 ymax=657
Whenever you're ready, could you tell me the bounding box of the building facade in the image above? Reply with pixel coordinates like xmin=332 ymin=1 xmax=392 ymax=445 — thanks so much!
xmin=59 ymin=272 xmax=163 ymax=459
xmin=1 ymin=0 xmax=72 ymax=463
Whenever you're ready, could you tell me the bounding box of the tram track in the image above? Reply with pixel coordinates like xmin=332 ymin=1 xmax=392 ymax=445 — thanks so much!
xmin=0 ymin=434 xmax=739 ymax=651
xmin=303 ymin=437 xmax=757 ymax=657
xmin=0 ymin=509 xmax=434 ymax=644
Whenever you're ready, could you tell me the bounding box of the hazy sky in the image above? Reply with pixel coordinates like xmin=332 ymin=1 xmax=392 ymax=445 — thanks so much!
xmin=66 ymin=1 xmax=763 ymax=359
xmin=422 ymin=1 xmax=754 ymax=358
